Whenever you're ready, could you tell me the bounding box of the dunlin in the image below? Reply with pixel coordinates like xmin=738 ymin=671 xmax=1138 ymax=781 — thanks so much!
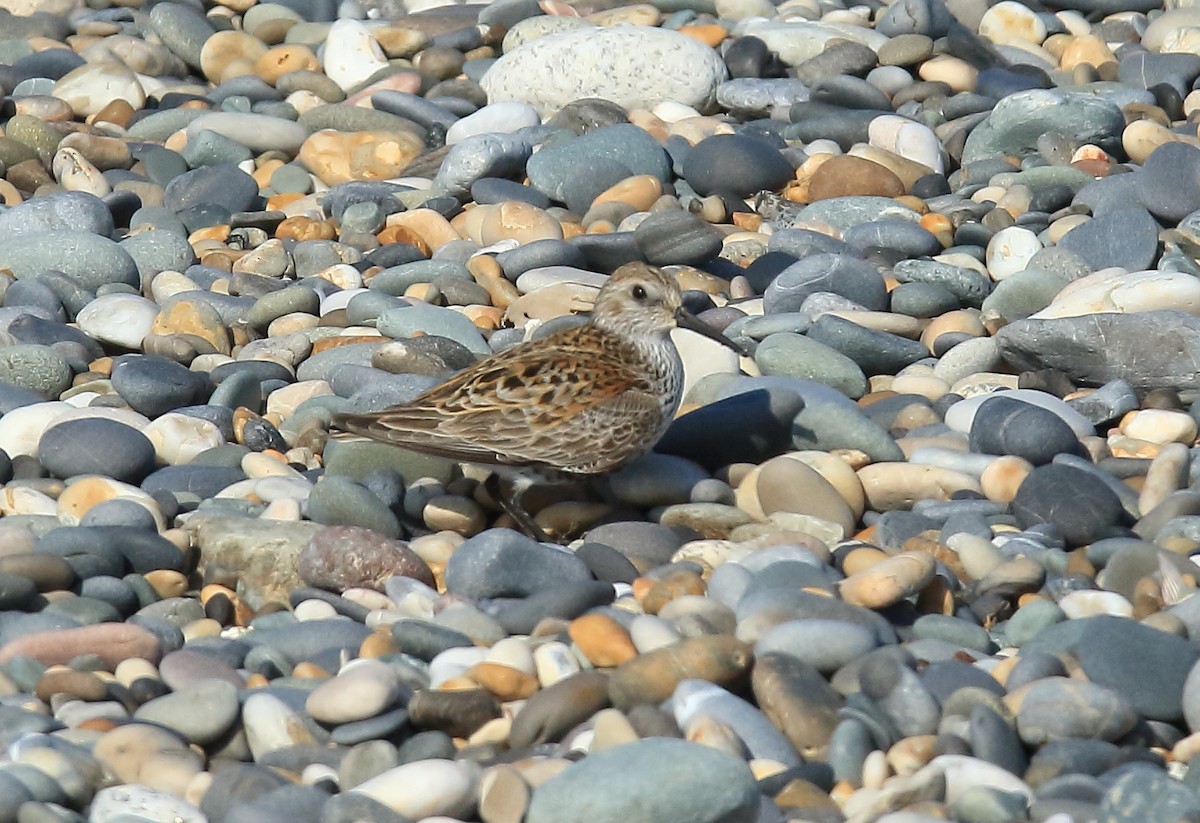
xmin=333 ymin=261 xmax=746 ymax=536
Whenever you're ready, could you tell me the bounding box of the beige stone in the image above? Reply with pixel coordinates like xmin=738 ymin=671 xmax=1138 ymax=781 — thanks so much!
xmin=298 ymin=129 xmax=424 ymax=186
xmin=200 ymin=30 xmax=268 ymax=84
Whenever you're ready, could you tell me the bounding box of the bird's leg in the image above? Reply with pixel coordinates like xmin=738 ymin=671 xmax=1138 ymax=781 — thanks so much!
xmin=484 ymin=473 xmax=552 ymax=543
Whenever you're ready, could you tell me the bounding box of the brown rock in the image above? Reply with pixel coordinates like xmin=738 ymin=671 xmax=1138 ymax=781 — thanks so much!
xmin=468 ymin=662 xmax=539 ymax=701
xmin=0 ymin=552 xmax=76 ymax=591
xmin=839 ymin=550 xmax=937 ymax=609
xmin=0 ymin=623 xmax=162 ymax=669
xmin=568 ymin=613 xmax=638 ymax=667
xmin=35 ymin=668 xmax=108 ymax=703
xmin=608 ymin=636 xmax=753 ymax=710
xmin=298 ymin=129 xmax=424 ymax=186
xmin=752 ymin=652 xmax=842 ymax=758
xmin=633 ymin=569 xmax=706 ymax=614
xmin=408 ymin=688 xmax=502 ymax=739
xmin=297 ymin=526 xmax=436 ymax=592
xmin=478 ymin=201 xmax=564 ymax=245
xmin=808 ymin=155 xmax=906 ymax=201
xmin=509 ymin=671 xmax=610 ymax=749
xmin=255 ymin=44 xmax=320 ymax=85
xmin=149 ymin=298 xmax=231 ymax=355
xmin=199 ymin=30 xmax=268 ymax=84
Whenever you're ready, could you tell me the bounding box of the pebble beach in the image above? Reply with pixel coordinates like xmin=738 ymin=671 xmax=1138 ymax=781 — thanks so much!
xmin=5 ymin=0 xmax=1200 ymax=819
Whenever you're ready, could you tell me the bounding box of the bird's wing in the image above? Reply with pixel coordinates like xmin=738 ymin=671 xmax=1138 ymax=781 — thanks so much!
xmin=332 ymin=325 xmax=656 ymax=470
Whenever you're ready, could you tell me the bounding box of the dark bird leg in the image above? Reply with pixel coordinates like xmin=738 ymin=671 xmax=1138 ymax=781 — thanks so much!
xmin=484 ymin=473 xmax=552 ymax=543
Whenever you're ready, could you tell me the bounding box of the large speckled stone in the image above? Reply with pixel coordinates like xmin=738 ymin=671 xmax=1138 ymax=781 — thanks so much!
xmin=481 ymin=26 xmax=728 ymax=115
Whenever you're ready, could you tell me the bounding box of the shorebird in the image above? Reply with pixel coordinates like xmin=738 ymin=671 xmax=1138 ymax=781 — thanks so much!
xmin=332 ymin=261 xmax=746 ymax=538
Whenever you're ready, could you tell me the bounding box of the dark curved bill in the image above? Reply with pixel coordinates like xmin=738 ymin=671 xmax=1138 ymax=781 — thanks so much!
xmin=675 ymin=308 xmax=750 ymax=357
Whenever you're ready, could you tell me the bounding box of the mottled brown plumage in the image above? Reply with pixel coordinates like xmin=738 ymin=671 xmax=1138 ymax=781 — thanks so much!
xmin=332 ymin=262 xmax=744 ymax=534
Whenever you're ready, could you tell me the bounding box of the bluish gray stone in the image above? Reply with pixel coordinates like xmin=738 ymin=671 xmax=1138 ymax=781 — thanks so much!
xmin=0 ymin=231 xmax=139 ymax=291
xmin=0 ymin=191 xmax=113 ymax=237
xmin=961 ymin=90 xmax=1124 ymax=163
xmin=38 ymin=419 xmax=156 ymax=484
xmin=1136 ymin=142 xmax=1200 ymax=224
xmin=120 ymin=228 xmax=199 ymax=279
xmin=997 ymin=310 xmax=1200 ymax=390
xmin=525 ymin=738 xmax=759 ymax=823
xmin=764 ymin=253 xmax=889 ymax=313
xmin=682 ymin=132 xmax=794 ymax=197
xmin=111 ymin=355 xmax=212 ymax=417
xmin=526 ymin=124 xmax=671 ymax=213
xmin=305 ymin=476 xmax=401 ymax=539
xmin=444 ymin=528 xmax=592 ymax=599
xmin=434 ymin=132 xmax=533 ymax=200
xmin=0 ymin=345 xmax=70 ymax=399
xmin=376 ymin=304 xmax=489 ymax=355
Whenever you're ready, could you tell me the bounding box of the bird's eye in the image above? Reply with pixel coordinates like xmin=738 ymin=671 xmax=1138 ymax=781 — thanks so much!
xmin=632 ymin=285 xmax=647 ymax=300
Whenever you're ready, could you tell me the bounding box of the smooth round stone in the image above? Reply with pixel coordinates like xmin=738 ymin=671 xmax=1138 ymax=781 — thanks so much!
xmin=185 ymin=112 xmax=308 ymax=155
xmin=670 ymin=680 xmax=801 ymax=765
xmin=1018 ymin=616 xmax=1194 ymax=724
xmin=147 ymin=2 xmax=212 ymax=70
xmin=805 ymin=315 xmax=930 ymax=376
xmin=306 ymin=476 xmax=401 ymax=539
xmin=1137 ymin=143 xmax=1200 ymax=224
xmin=351 ymin=759 xmax=479 ymax=819
xmin=0 ymin=345 xmax=70 ymax=400
xmin=376 ymin=305 xmax=490 ymax=355
xmin=445 ymin=101 xmax=540 ymax=145
xmin=750 ymin=652 xmax=842 ymax=755
xmin=471 ymin=178 xmax=551 ymax=209
xmin=608 ymin=453 xmax=707 ymax=508
xmin=968 ymin=395 xmax=1085 ymax=465
xmin=876 ymin=0 xmax=953 ymax=36
xmin=322 ymin=19 xmax=389 ymax=91
xmin=444 ymin=528 xmax=592 ymax=599
xmin=764 ymin=253 xmax=888 ymax=313
xmin=122 ymin=229 xmax=198 ymax=280
xmin=1037 ymin=269 xmax=1200 ymax=319
xmin=76 ymin=293 xmax=160 ymax=349
xmin=133 ymin=679 xmax=239 ymax=744
xmin=1010 ymin=464 xmax=1127 ymax=546
xmin=741 ymin=21 xmax=888 ymax=67
xmin=111 ymin=356 xmax=210 ymax=418
xmin=90 ymin=785 xmax=205 ymax=823
xmin=633 ymin=210 xmax=722 ymax=266
xmin=1098 ymin=768 xmax=1200 ymax=823
xmin=754 ymin=619 xmax=877 ymax=673
xmin=1055 ymin=207 xmax=1159 ymax=272
xmin=1013 ymin=677 xmax=1136 ymax=744
xmin=682 ymin=133 xmax=794 ymax=198
xmin=525 ymin=124 xmax=671 ymax=214
xmin=840 ymin=551 xmax=937 ymax=609
xmin=0 ymin=190 xmax=113 ymax=237
xmin=162 ymin=164 xmax=259 ymax=215
xmin=53 ymin=62 xmax=146 ymax=117
xmin=842 ymin=218 xmax=941 ymax=257
xmin=808 ymin=155 xmax=905 ymax=200
xmin=298 ymin=526 xmax=433 ymax=591
xmin=961 ymin=90 xmax=1124 ymax=164
xmin=986 ymin=226 xmax=1043 ymax=280
xmin=525 ymin=738 xmax=758 ymax=823
xmin=434 ymin=132 xmax=534 ymax=200
xmin=307 ymin=659 xmax=404 ymax=724
xmin=0 ymin=231 xmax=139 ymax=291
xmin=716 ymin=78 xmax=811 ymax=114
xmin=38 ymin=419 xmax=156 ymax=484
xmin=481 ymin=26 xmax=728 ymax=116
